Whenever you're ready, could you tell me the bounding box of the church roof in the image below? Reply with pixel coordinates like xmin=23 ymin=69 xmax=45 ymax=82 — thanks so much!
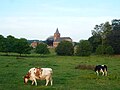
xmin=54 ymin=37 xmax=72 ymax=42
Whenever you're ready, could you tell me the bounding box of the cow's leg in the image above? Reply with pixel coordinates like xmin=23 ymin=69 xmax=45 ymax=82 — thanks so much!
xmin=32 ymin=80 xmax=34 ymax=85
xmin=104 ymin=71 xmax=107 ymax=76
xmin=50 ymin=77 xmax=53 ymax=86
xmin=100 ymin=69 xmax=104 ymax=76
xmin=96 ymin=71 xmax=99 ymax=76
xmin=104 ymin=69 xmax=107 ymax=76
xmin=33 ymin=78 xmax=37 ymax=86
xmin=101 ymin=69 xmax=104 ymax=76
xmin=45 ymin=79 xmax=49 ymax=86
xmin=102 ymin=72 xmax=104 ymax=76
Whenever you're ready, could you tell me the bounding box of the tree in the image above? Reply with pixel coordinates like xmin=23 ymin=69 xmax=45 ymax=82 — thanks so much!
xmin=105 ymin=46 xmax=114 ymax=55
xmin=55 ymin=41 xmax=74 ymax=56
xmin=91 ymin=22 xmax=112 ymax=45
xmin=75 ymin=40 xmax=92 ymax=56
xmin=0 ymin=35 xmax=5 ymax=52
xmin=112 ymin=19 xmax=120 ymax=30
xmin=2 ymin=35 xmax=17 ymax=55
xmin=14 ymin=38 xmax=31 ymax=56
xmin=96 ymin=45 xmax=106 ymax=55
xmin=96 ymin=45 xmax=114 ymax=55
xmin=106 ymin=19 xmax=120 ymax=54
xmin=106 ymin=30 xmax=120 ymax=54
xmin=90 ymin=22 xmax=112 ymax=54
xmin=35 ymin=43 xmax=50 ymax=55
xmin=88 ymin=35 xmax=102 ymax=53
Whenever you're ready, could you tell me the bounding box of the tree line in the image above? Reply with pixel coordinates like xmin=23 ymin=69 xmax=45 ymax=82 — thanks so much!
xmin=0 ymin=35 xmax=31 ymax=56
xmin=0 ymin=19 xmax=120 ymax=56
xmin=0 ymin=35 xmax=50 ymax=56
xmin=55 ymin=20 xmax=120 ymax=56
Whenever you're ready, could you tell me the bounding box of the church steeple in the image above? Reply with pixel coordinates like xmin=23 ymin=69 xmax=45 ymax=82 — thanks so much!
xmin=54 ymin=28 xmax=60 ymax=41
xmin=55 ymin=28 xmax=59 ymax=34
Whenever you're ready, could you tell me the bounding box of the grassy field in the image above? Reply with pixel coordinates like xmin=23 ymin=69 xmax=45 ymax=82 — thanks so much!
xmin=0 ymin=54 xmax=120 ymax=90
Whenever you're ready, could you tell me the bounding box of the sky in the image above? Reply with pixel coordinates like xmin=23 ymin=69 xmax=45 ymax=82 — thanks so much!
xmin=0 ymin=0 xmax=120 ymax=42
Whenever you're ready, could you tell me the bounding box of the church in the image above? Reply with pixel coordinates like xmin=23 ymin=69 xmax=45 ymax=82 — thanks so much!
xmin=53 ymin=28 xmax=72 ymax=47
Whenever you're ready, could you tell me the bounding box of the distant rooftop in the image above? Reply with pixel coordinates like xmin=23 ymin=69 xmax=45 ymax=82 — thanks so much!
xmin=54 ymin=37 xmax=72 ymax=42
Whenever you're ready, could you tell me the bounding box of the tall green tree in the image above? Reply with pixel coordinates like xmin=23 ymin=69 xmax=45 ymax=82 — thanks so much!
xmin=14 ymin=38 xmax=31 ymax=56
xmin=91 ymin=22 xmax=112 ymax=45
xmin=88 ymin=35 xmax=102 ymax=53
xmin=55 ymin=41 xmax=74 ymax=56
xmin=90 ymin=22 xmax=112 ymax=53
xmin=35 ymin=43 xmax=50 ymax=55
xmin=0 ymin=35 xmax=5 ymax=52
xmin=106 ymin=30 xmax=120 ymax=54
xmin=75 ymin=40 xmax=92 ymax=56
xmin=3 ymin=35 xmax=17 ymax=54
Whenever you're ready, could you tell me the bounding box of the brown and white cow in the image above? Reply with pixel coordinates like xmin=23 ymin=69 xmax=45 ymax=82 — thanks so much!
xmin=24 ymin=67 xmax=53 ymax=86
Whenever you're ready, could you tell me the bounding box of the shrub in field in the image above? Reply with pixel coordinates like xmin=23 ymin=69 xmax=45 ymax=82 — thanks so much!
xmin=96 ymin=45 xmax=114 ymax=55
xmin=35 ymin=43 xmax=50 ymax=54
xmin=105 ymin=46 xmax=114 ymax=55
xmin=75 ymin=40 xmax=92 ymax=56
xmin=55 ymin=41 xmax=74 ymax=56
xmin=14 ymin=38 xmax=32 ymax=56
xmin=96 ymin=45 xmax=105 ymax=55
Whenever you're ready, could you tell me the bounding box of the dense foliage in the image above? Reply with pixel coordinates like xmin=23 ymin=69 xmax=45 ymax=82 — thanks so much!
xmin=0 ymin=35 xmax=31 ymax=56
xmin=75 ymin=40 xmax=92 ymax=56
xmin=35 ymin=43 xmax=50 ymax=54
xmin=55 ymin=41 xmax=74 ymax=56
xmin=88 ymin=35 xmax=102 ymax=53
xmin=106 ymin=30 xmax=120 ymax=54
xmin=96 ymin=45 xmax=114 ymax=55
xmin=0 ymin=35 xmax=6 ymax=52
xmin=89 ymin=21 xmax=120 ymax=55
xmin=14 ymin=38 xmax=32 ymax=55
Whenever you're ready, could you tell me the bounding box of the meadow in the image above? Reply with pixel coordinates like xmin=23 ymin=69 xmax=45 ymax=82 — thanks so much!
xmin=0 ymin=53 xmax=120 ymax=90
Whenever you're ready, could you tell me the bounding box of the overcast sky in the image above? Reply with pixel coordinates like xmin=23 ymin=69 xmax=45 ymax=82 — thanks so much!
xmin=0 ymin=0 xmax=120 ymax=42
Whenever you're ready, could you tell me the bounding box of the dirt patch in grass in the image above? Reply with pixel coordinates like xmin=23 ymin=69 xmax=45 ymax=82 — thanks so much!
xmin=75 ymin=64 xmax=95 ymax=70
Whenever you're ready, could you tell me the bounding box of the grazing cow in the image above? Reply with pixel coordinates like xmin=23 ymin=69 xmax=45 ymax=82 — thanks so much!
xmin=24 ymin=67 xmax=53 ymax=86
xmin=95 ymin=65 xmax=107 ymax=76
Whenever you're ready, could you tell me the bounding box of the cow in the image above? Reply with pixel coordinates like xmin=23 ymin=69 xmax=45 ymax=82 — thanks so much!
xmin=95 ymin=65 xmax=107 ymax=76
xmin=24 ymin=67 xmax=53 ymax=86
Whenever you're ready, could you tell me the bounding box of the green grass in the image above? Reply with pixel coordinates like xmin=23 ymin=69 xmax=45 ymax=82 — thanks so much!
xmin=0 ymin=54 xmax=120 ymax=90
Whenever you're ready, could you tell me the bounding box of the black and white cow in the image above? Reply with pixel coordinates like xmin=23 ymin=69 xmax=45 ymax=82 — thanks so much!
xmin=95 ymin=65 xmax=107 ymax=76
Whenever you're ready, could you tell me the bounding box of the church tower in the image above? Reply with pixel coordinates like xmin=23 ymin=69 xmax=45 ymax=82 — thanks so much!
xmin=54 ymin=28 xmax=60 ymax=41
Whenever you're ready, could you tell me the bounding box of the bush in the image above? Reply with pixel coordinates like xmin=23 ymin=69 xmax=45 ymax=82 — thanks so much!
xmin=105 ymin=46 xmax=114 ymax=55
xmin=75 ymin=40 xmax=92 ymax=56
xmin=96 ymin=45 xmax=114 ymax=55
xmin=35 ymin=43 xmax=50 ymax=54
xmin=55 ymin=41 xmax=74 ymax=56
xmin=96 ymin=45 xmax=105 ymax=55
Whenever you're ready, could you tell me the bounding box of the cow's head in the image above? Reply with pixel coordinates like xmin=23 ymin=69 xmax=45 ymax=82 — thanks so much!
xmin=24 ymin=72 xmax=31 ymax=84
